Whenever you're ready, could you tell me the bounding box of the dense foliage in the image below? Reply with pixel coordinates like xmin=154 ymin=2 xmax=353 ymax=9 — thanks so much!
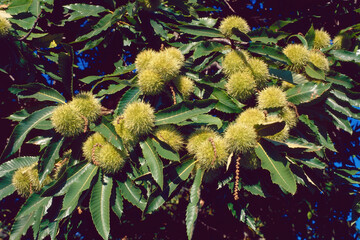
xmin=1 ymin=0 xmax=360 ymax=239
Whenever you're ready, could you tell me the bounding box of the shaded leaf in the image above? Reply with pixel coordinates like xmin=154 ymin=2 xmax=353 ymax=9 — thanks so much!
xmin=1 ymin=106 xmax=56 ymax=160
xmin=145 ymin=159 xmax=196 ymax=213
xmin=289 ymin=157 xmax=326 ymax=169
xmin=39 ymin=135 xmax=64 ymax=184
xmin=152 ymin=138 xmax=180 ymax=162
xmin=248 ymin=42 xmax=291 ymax=64
xmin=255 ymin=140 xmax=297 ymax=194
xmin=117 ymin=179 xmax=146 ymax=211
xmin=254 ymin=121 xmax=285 ymax=137
xmin=42 ymin=162 xmax=95 ymax=196
xmin=111 ymin=185 xmax=123 ymax=221
xmin=93 ymin=118 xmax=124 ymax=151
xmin=9 ymin=212 xmax=35 ymax=240
xmin=305 ymin=63 xmax=325 ymax=80
xmin=326 ymin=72 xmax=354 ymax=88
xmin=186 ymin=168 xmax=204 ymax=240
xmin=58 ymin=47 xmax=74 ymax=98
xmin=178 ymin=25 xmax=223 ymax=38
xmin=75 ymin=13 xmax=113 ymax=42
xmin=17 ymin=193 xmax=51 ymax=218
xmin=330 ymin=49 xmax=360 ymax=63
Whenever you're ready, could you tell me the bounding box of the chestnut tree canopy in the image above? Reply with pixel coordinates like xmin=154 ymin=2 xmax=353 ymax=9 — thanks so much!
xmin=0 ymin=0 xmax=360 ymax=239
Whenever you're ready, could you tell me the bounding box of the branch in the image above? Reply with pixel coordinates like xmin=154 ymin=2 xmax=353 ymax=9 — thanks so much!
xmin=224 ymin=0 xmax=236 ymax=14
xmin=18 ymin=10 xmax=43 ymax=41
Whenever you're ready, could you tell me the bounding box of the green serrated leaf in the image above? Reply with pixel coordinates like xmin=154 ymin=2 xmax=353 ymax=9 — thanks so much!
xmin=330 ymin=49 xmax=360 ymax=63
xmin=97 ymin=83 xmax=127 ymax=97
xmin=93 ymin=118 xmax=124 ymax=151
xmin=299 ymin=114 xmax=336 ymax=151
xmin=178 ymin=25 xmax=223 ymax=38
xmin=305 ymin=25 xmax=315 ymax=49
xmin=243 ymin=181 xmax=265 ymax=197
xmin=42 ymin=162 xmax=95 ymax=196
xmin=325 ymin=72 xmax=354 ymax=88
xmin=90 ymin=173 xmax=112 ymax=240
xmin=152 ymin=138 xmax=180 ymax=162
xmin=74 ymin=13 xmax=113 ymax=43
xmin=286 ymin=82 xmax=331 ymax=105
xmin=264 ymin=136 xmax=323 ymax=152
xmin=64 ymin=4 xmax=107 ymax=21
xmin=7 ymin=0 xmax=32 ymax=14
xmin=0 ymin=172 xmax=16 ymax=201
xmin=145 ymin=158 xmax=196 ymax=213
xmin=9 ymin=212 xmax=35 ymax=240
xmin=62 ymin=165 xmax=98 ymax=209
xmin=115 ymin=87 xmax=141 ymax=115
xmin=1 ymin=106 xmax=56 ymax=160
xmin=111 ymin=185 xmax=123 ymax=221
xmin=155 ymin=100 xmax=217 ymax=125
xmin=248 ymin=42 xmax=291 ymax=64
xmin=117 ymin=179 xmax=147 ymax=211
xmin=17 ymin=193 xmax=51 ymax=218
xmin=192 ymin=41 xmax=225 ymax=60
xmin=326 ymin=108 xmax=352 ymax=134
xmin=140 ymin=138 xmax=164 ymax=189
xmin=255 ymin=140 xmax=297 ymax=194
xmin=150 ymin=19 xmax=168 ymax=40
xmin=289 ymin=157 xmax=326 ymax=169
xmin=39 ymin=135 xmax=64 ymax=183
xmin=305 ymin=63 xmax=325 ymax=80
xmin=248 ymin=27 xmax=288 ymax=44
xmin=186 ymin=168 xmax=204 ymax=240
xmin=0 ymin=156 xmax=38 ymax=178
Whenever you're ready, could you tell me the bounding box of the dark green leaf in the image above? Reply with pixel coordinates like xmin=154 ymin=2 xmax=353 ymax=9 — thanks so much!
xmin=115 ymin=87 xmax=141 ymax=115
xmin=286 ymin=82 xmax=331 ymax=105
xmin=145 ymin=159 xmax=196 ymax=213
xmin=75 ymin=13 xmax=113 ymax=42
xmin=305 ymin=63 xmax=325 ymax=80
xmin=117 ymin=179 xmax=146 ymax=211
xmin=254 ymin=121 xmax=286 ymax=137
xmin=255 ymin=140 xmax=297 ymax=194
xmin=243 ymin=181 xmax=265 ymax=197
xmin=325 ymin=72 xmax=354 ymax=88
xmin=289 ymin=157 xmax=326 ymax=169
xmin=210 ymin=89 xmax=242 ymax=113
xmin=90 ymin=173 xmax=112 ymax=240
xmin=97 ymin=83 xmax=127 ymax=97
xmin=93 ymin=118 xmax=124 ymax=151
xmin=228 ymin=203 xmax=257 ymax=233
xmin=17 ymin=193 xmax=51 ymax=218
xmin=248 ymin=42 xmax=291 ymax=64
xmin=264 ymin=136 xmax=323 ymax=152
xmin=192 ymin=41 xmax=225 ymax=60
xmin=42 ymin=162 xmax=95 ymax=196
xmin=155 ymin=100 xmax=217 ymax=125
xmin=248 ymin=27 xmax=288 ymax=44
xmin=269 ymin=68 xmax=307 ymax=85
xmin=9 ymin=212 xmax=35 ymax=240
xmin=79 ymin=75 xmax=103 ymax=84
xmin=39 ymin=135 xmax=64 ymax=184
xmin=58 ymin=48 xmax=74 ymax=98
xmin=152 ymin=138 xmax=180 ymax=162
xmin=9 ymin=83 xmax=65 ymax=103
xmin=140 ymin=138 xmax=164 ymax=189
xmin=326 ymin=108 xmax=352 ymax=134
xmin=305 ymin=25 xmax=315 ymax=49
xmin=186 ymin=168 xmax=204 ymax=240
xmin=178 ymin=25 xmax=223 ymax=38
xmin=269 ymin=19 xmax=298 ymax=31
xmin=150 ymin=19 xmax=168 ymax=40
xmin=326 ymin=97 xmax=360 ymax=120
xmin=111 ymin=185 xmax=123 ymax=221
xmin=299 ymin=115 xmax=336 ymax=151
xmin=1 ymin=106 xmax=56 ymax=160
